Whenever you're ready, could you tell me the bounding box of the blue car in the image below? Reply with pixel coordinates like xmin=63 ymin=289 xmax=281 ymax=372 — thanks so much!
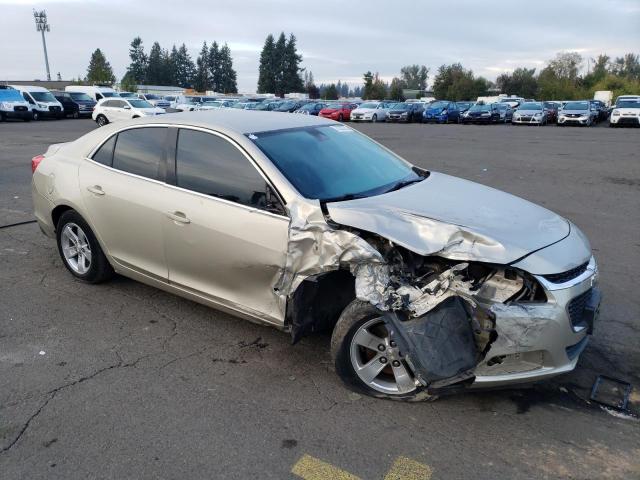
xmin=423 ymin=100 xmax=460 ymax=124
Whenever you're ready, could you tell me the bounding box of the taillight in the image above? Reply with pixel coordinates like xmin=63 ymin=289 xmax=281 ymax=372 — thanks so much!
xmin=31 ymin=154 xmax=45 ymax=173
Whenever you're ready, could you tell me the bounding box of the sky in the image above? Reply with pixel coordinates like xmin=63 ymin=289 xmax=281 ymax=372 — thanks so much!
xmin=1 ymin=0 xmax=639 ymax=92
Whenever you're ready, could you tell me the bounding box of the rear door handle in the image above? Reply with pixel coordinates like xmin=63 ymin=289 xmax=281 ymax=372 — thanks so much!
xmin=166 ymin=211 xmax=190 ymax=224
xmin=86 ymin=185 xmax=105 ymax=196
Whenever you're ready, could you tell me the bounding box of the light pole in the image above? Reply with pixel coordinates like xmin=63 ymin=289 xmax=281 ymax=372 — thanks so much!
xmin=33 ymin=10 xmax=51 ymax=81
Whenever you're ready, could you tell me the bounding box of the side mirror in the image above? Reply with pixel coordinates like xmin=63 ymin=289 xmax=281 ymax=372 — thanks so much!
xmin=123 ymin=105 xmax=131 ymax=110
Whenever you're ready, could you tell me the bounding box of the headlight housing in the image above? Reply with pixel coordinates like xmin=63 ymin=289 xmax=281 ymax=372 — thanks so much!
xmin=481 ymin=112 xmax=490 ymax=116
xmin=612 ymin=110 xmax=620 ymax=116
xmin=38 ymin=103 xmax=47 ymax=109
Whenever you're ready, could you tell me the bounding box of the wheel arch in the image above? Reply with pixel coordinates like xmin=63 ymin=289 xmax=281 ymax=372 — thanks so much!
xmin=285 ymin=269 xmax=356 ymax=344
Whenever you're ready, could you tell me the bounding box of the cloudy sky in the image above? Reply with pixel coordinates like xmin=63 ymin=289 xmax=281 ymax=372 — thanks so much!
xmin=1 ymin=0 xmax=639 ymax=92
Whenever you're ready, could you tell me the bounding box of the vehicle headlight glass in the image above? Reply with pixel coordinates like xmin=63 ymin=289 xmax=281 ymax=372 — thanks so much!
xmin=0 ymin=102 xmax=9 ymax=109
xmin=481 ymin=112 xmax=490 ymax=116
xmin=441 ymin=110 xmax=447 ymax=115
xmin=400 ymin=112 xmax=408 ymax=116
xmin=38 ymin=103 xmax=47 ymax=109
xmin=534 ymin=112 xmax=542 ymax=117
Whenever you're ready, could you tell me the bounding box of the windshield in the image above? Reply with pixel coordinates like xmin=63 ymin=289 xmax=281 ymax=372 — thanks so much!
xmin=469 ymin=103 xmax=490 ymax=112
xmin=358 ymin=102 xmax=379 ymax=109
xmin=144 ymin=94 xmax=159 ymax=100
xmin=248 ymin=125 xmax=420 ymax=201
xmin=101 ymin=91 xmax=118 ymax=97
xmin=119 ymin=92 xmax=136 ymax=98
xmin=519 ymin=102 xmax=542 ymax=110
xmin=564 ymin=101 xmax=589 ymax=110
xmin=69 ymin=92 xmax=93 ymax=101
xmin=428 ymin=101 xmax=448 ymax=109
xmin=128 ymin=99 xmax=153 ymax=108
xmin=616 ymin=100 xmax=640 ymax=108
xmin=30 ymin=91 xmax=57 ymax=102
xmin=0 ymin=89 xmax=25 ymax=101
xmin=457 ymin=102 xmax=472 ymax=109
xmin=183 ymin=97 xmax=199 ymax=104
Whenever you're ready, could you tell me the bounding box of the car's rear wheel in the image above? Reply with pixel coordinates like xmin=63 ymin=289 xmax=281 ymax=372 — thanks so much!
xmin=72 ymin=111 xmax=79 ymax=119
xmin=331 ymin=300 xmax=434 ymax=401
xmin=338 ymin=113 xmax=343 ymax=122
xmin=96 ymin=114 xmax=108 ymax=127
xmin=56 ymin=210 xmax=113 ymax=284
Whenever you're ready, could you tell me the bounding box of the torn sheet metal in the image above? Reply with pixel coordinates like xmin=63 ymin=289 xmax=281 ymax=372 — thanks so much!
xmin=274 ymin=201 xmax=384 ymax=297
xmin=326 ymin=171 xmax=571 ymax=265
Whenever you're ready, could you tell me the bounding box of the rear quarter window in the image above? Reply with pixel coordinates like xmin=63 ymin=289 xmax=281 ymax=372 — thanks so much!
xmin=91 ymin=135 xmax=116 ymax=166
xmin=112 ymin=127 xmax=167 ymax=180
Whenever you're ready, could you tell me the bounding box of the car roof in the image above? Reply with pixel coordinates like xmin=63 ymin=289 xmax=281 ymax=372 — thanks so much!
xmin=9 ymin=85 xmax=50 ymax=91
xmin=121 ymin=109 xmax=332 ymax=134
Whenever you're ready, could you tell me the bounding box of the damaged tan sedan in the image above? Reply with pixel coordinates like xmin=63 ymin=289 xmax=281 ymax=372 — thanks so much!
xmin=32 ymin=110 xmax=601 ymax=400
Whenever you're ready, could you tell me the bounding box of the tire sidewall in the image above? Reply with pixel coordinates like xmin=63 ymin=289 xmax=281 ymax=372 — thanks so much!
xmin=331 ymin=300 xmax=430 ymax=401
xmin=56 ymin=210 xmax=112 ymax=283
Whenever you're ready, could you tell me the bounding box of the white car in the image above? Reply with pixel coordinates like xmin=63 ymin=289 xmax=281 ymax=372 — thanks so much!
xmin=609 ymin=98 xmax=640 ymax=127
xmin=350 ymin=101 xmax=393 ymax=122
xmin=137 ymin=94 xmax=171 ymax=109
xmin=171 ymin=95 xmax=202 ymax=112
xmin=92 ymin=98 xmax=165 ymax=126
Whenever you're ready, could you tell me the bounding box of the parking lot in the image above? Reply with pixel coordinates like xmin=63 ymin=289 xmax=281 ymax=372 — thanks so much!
xmin=1 ymin=118 xmax=639 ymax=479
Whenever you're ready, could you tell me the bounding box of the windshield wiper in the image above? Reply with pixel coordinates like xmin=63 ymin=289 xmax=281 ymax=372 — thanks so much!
xmin=383 ymin=177 xmax=424 ymax=194
xmin=322 ymin=192 xmax=366 ymax=203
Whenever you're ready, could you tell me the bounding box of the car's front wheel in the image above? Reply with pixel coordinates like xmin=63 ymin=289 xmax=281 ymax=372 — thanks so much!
xmin=371 ymin=114 xmax=378 ymax=123
xmin=331 ymin=300 xmax=434 ymax=401
xmin=56 ymin=210 xmax=113 ymax=283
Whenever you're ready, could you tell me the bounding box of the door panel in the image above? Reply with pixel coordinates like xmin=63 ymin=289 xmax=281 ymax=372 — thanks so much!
xmin=163 ymin=189 xmax=289 ymax=323
xmin=79 ymin=161 xmax=169 ymax=279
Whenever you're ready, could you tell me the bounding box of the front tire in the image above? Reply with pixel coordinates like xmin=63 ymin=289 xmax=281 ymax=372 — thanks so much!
xmin=32 ymin=111 xmax=39 ymax=121
xmin=331 ymin=300 xmax=434 ymax=401
xmin=371 ymin=114 xmax=378 ymax=123
xmin=56 ymin=210 xmax=113 ymax=284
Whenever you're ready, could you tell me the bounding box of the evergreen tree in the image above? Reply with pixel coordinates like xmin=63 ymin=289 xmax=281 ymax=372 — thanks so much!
xmin=257 ymin=34 xmax=276 ymax=93
xmin=218 ymin=43 xmax=238 ymax=93
xmin=273 ymin=32 xmax=287 ymax=96
xmin=388 ymin=77 xmax=406 ymax=100
xmin=400 ymin=65 xmax=429 ymax=90
xmin=322 ymin=84 xmax=339 ymax=100
xmin=208 ymin=42 xmax=221 ymax=92
xmin=146 ymin=42 xmax=164 ymax=84
xmin=283 ymin=34 xmax=304 ymax=93
xmin=86 ymin=48 xmax=115 ymax=84
xmin=161 ymin=47 xmax=174 ymax=85
xmin=126 ymin=37 xmax=147 ymax=84
xmin=119 ymin=72 xmax=138 ymax=93
xmin=173 ymin=43 xmax=195 ymax=88
xmin=194 ymin=41 xmax=210 ymax=92
xmin=362 ymin=71 xmax=374 ymax=99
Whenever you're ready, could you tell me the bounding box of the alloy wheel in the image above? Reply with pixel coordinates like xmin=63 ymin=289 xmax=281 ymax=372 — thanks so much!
xmin=349 ymin=317 xmax=417 ymax=395
xmin=61 ymin=223 xmax=92 ymax=275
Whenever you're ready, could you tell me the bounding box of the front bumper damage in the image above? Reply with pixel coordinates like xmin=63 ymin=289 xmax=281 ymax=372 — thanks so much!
xmin=275 ymin=182 xmax=598 ymax=393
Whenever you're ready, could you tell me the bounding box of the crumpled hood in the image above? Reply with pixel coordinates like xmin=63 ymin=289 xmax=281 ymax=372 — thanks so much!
xmin=326 ymin=171 xmax=570 ymax=265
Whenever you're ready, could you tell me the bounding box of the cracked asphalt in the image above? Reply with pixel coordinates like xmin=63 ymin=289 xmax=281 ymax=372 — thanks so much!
xmin=1 ymin=118 xmax=639 ymax=479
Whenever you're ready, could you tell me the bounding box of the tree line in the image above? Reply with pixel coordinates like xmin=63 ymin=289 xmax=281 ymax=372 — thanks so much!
xmin=84 ymin=37 xmax=238 ymax=93
xmin=83 ymin=38 xmax=639 ymax=101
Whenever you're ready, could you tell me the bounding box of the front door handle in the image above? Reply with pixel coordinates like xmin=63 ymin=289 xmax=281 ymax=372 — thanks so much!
xmin=166 ymin=211 xmax=190 ymax=224
xmin=87 ymin=185 xmax=105 ymax=196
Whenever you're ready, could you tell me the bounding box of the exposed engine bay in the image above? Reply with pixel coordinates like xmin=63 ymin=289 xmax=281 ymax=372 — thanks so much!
xmin=348 ymin=235 xmax=546 ymax=389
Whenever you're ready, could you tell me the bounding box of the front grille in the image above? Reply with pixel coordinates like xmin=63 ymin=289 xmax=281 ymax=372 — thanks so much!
xmin=49 ymin=106 xmax=61 ymax=112
xmin=14 ymin=106 xmax=28 ymax=112
xmin=543 ymin=262 xmax=589 ymax=283
xmin=618 ymin=118 xmax=639 ymax=125
xmin=567 ymin=288 xmax=592 ymax=329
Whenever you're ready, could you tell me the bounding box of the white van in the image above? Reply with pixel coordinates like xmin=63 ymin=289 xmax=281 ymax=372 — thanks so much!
xmin=9 ymin=85 xmax=64 ymax=120
xmin=64 ymin=85 xmax=120 ymax=102
xmin=0 ymin=86 xmax=32 ymax=121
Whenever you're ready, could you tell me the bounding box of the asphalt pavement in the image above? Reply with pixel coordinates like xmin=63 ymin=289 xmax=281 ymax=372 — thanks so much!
xmin=1 ymin=117 xmax=639 ymax=479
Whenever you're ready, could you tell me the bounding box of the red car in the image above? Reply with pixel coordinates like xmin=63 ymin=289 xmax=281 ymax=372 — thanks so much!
xmin=319 ymin=103 xmax=358 ymax=122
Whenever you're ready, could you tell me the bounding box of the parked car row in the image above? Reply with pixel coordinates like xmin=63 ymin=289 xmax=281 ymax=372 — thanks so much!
xmin=2 ymin=84 xmax=638 ymax=128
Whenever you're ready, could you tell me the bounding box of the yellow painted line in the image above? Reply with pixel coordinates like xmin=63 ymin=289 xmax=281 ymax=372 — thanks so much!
xmin=384 ymin=456 xmax=433 ymax=480
xmin=291 ymin=454 xmax=362 ymax=480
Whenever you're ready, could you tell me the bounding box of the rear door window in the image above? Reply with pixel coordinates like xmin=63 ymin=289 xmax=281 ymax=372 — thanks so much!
xmin=112 ymin=127 xmax=167 ymax=180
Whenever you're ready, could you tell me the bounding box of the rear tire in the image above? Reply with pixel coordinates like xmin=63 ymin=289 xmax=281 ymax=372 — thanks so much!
xmin=56 ymin=210 xmax=113 ymax=284
xmin=338 ymin=113 xmax=343 ymax=122
xmin=32 ymin=111 xmax=39 ymax=121
xmin=96 ymin=114 xmax=108 ymax=127
xmin=331 ymin=300 xmax=435 ymax=401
